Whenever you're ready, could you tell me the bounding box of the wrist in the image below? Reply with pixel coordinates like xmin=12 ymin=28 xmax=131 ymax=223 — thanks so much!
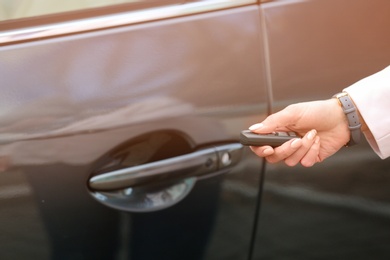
xmin=329 ymin=97 xmax=350 ymax=133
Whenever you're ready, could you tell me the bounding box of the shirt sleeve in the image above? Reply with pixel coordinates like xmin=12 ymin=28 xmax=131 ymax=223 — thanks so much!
xmin=344 ymin=65 xmax=390 ymax=159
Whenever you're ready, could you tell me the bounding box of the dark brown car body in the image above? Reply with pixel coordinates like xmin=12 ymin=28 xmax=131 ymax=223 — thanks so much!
xmin=1 ymin=0 xmax=390 ymax=259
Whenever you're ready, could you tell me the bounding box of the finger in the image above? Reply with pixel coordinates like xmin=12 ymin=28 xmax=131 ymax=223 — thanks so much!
xmin=249 ymin=146 xmax=274 ymax=157
xmin=284 ymin=129 xmax=317 ymax=167
xmin=300 ymin=136 xmax=321 ymax=167
xmin=265 ymin=138 xmax=302 ymax=163
xmin=249 ymin=106 xmax=298 ymax=134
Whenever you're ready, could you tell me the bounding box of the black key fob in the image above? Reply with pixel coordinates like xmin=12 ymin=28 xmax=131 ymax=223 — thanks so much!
xmin=240 ymin=130 xmax=299 ymax=147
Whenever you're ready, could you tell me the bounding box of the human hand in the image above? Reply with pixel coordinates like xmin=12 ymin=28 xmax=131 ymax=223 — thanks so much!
xmin=249 ymin=99 xmax=350 ymax=167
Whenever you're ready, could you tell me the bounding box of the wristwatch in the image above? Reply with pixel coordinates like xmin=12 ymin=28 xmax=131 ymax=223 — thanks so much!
xmin=332 ymin=92 xmax=362 ymax=146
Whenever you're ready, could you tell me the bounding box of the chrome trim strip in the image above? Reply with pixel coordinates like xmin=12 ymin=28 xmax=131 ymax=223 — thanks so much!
xmin=0 ymin=0 xmax=257 ymax=45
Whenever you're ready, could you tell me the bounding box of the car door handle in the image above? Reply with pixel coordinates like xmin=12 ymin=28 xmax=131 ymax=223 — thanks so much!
xmin=89 ymin=143 xmax=243 ymax=191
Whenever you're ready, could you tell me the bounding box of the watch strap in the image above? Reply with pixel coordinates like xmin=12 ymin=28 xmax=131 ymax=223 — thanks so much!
xmin=333 ymin=92 xmax=362 ymax=146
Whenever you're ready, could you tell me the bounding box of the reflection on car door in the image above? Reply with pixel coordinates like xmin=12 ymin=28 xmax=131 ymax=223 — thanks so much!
xmin=0 ymin=1 xmax=269 ymax=259
xmin=254 ymin=0 xmax=390 ymax=259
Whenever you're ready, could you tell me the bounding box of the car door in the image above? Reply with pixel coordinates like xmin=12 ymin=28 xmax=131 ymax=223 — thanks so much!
xmin=254 ymin=0 xmax=390 ymax=259
xmin=0 ymin=0 xmax=269 ymax=259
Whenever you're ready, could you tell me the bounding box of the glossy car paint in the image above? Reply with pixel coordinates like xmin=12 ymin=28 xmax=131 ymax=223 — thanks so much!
xmin=0 ymin=4 xmax=267 ymax=260
xmin=255 ymin=0 xmax=390 ymax=259
xmin=1 ymin=0 xmax=390 ymax=259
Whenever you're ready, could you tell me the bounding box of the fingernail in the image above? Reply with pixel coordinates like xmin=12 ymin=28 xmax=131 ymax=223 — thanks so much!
xmin=315 ymin=136 xmax=320 ymax=144
xmin=291 ymin=138 xmax=302 ymax=149
xmin=263 ymin=148 xmax=274 ymax=155
xmin=249 ymin=123 xmax=264 ymax=131
xmin=307 ymin=130 xmax=317 ymax=140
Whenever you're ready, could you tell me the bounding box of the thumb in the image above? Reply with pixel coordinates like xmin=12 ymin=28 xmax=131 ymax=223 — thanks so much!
xmin=249 ymin=108 xmax=297 ymax=134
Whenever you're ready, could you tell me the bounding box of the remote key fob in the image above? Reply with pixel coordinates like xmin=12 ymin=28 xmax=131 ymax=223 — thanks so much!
xmin=240 ymin=130 xmax=299 ymax=147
